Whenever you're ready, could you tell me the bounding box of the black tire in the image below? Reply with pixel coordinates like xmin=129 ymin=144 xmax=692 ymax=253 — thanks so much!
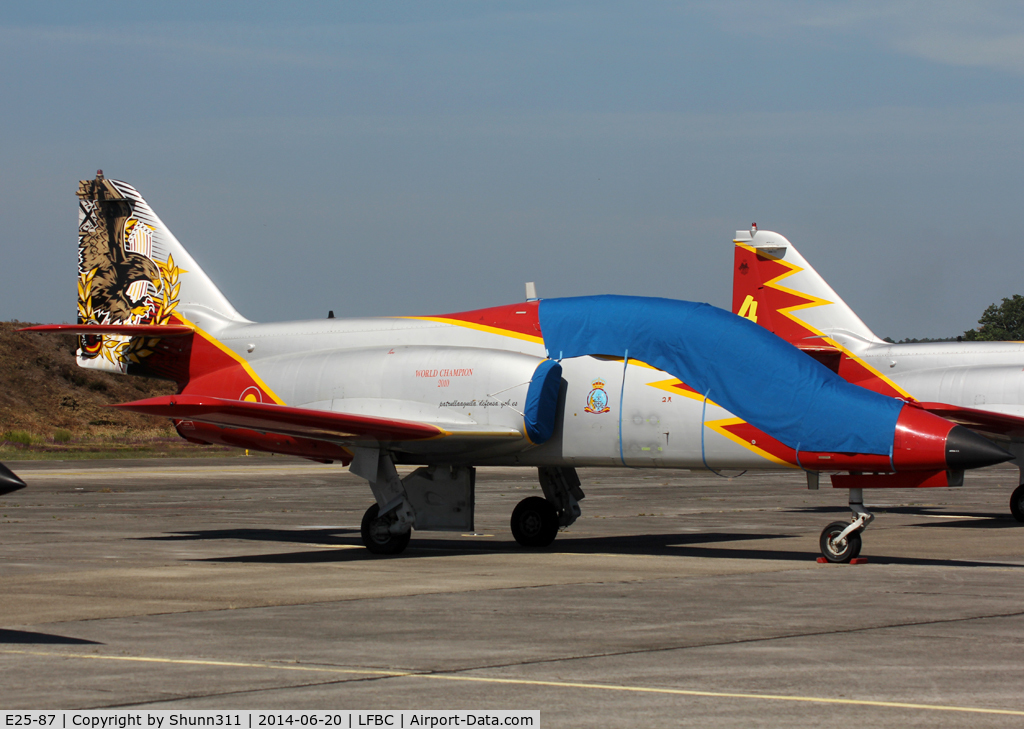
xmin=510 ymin=496 xmax=559 ymax=548
xmin=1011 ymin=485 xmax=1024 ymax=523
xmin=360 ymin=503 xmax=411 ymax=555
xmin=819 ymin=521 xmax=862 ymax=563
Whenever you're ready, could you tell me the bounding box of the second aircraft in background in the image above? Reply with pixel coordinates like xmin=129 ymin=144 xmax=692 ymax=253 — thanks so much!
xmin=732 ymin=226 xmax=1024 ymax=521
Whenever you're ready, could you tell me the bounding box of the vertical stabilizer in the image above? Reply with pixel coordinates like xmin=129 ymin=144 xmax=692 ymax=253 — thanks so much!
xmin=732 ymin=228 xmax=882 ymax=346
xmin=76 ymin=172 xmax=248 ymax=373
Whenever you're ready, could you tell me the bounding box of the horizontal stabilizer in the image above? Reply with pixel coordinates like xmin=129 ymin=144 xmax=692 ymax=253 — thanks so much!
xmin=20 ymin=324 xmax=194 ymax=337
xmin=917 ymin=402 xmax=1024 ymax=438
xmin=113 ymin=395 xmax=447 ymax=443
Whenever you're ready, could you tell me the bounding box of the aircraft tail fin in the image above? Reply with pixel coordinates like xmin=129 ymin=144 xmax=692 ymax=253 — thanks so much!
xmin=74 ymin=171 xmax=248 ymax=374
xmin=731 ymin=228 xmax=882 ymax=347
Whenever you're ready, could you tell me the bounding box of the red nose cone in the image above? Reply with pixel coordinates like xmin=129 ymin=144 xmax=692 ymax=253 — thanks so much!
xmin=893 ymin=405 xmax=1012 ymax=471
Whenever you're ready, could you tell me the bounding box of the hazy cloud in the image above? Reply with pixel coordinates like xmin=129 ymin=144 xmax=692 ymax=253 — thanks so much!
xmin=706 ymin=1 xmax=1024 ymax=75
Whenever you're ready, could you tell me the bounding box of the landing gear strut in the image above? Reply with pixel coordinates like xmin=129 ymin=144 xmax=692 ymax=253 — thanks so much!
xmin=819 ymin=488 xmax=873 ymax=563
xmin=360 ymin=503 xmax=412 ymax=555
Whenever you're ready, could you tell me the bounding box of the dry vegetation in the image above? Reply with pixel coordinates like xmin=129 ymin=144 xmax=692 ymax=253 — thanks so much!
xmin=0 ymin=321 xmax=235 ymax=459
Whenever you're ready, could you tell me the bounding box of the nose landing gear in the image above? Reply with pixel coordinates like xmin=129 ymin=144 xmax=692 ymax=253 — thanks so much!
xmin=819 ymin=488 xmax=874 ymax=563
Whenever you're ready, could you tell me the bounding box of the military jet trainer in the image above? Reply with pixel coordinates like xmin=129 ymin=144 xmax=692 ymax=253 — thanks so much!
xmin=22 ymin=174 xmax=1011 ymax=562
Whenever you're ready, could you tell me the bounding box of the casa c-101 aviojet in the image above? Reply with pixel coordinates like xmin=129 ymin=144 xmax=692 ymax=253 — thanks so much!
xmin=732 ymin=226 xmax=1024 ymax=525
xmin=20 ymin=174 xmax=1013 ymax=563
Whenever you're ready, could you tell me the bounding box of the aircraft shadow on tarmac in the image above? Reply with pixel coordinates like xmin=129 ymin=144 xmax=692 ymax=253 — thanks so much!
xmin=141 ymin=528 xmax=1024 ymax=569
xmin=0 ymin=629 xmax=100 ymax=645
xmin=147 ymin=529 xmax=789 ymax=562
xmin=141 ymin=527 xmax=361 ymax=545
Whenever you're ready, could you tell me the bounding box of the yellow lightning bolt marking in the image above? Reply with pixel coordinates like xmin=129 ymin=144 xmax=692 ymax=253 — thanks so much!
xmin=735 ymin=241 xmax=913 ymax=400
xmin=642 ymin=377 xmax=793 ymax=467
xmin=703 ymin=416 xmax=798 ymax=468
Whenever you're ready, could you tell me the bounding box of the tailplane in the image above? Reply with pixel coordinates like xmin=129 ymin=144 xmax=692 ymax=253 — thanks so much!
xmin=732 ymin=227 xmax=882 ymax=347
xmin=73 ymin=171 xmax=248 ymax=373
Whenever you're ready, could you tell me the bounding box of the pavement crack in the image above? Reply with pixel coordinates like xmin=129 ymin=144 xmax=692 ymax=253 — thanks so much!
xmin=97 ymin=672 xmax=399 ymax=708
xmin=392 ymin=608 xmax=1024 ymax=678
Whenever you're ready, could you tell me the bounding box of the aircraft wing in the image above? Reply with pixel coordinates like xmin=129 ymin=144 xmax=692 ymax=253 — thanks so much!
xmin=916 ymin=402 xmax=1024 ymax=439
xmin=113 ymin=395 xmax=522 ymax=444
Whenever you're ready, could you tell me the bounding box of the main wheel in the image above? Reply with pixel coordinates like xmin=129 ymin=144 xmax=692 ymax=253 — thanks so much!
xmin=819 ymin=521 xmax=862 ymax=563
xmin=510 ymin=496 xmax=559 ymax=548
xmin=1011 ymin=485 xmax=1024 ymax=522
xmin=360 ymin=503 xmax=411 ymax=555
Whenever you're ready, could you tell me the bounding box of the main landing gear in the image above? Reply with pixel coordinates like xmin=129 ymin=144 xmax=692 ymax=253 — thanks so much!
xmin=1011 ymin=484 xmax=1024 ymax=523
xmin=1003 ymin=443 xmax=1024 ymax=522
xmin=352 ymin=453 xmax=583 ymax=554
xmin=819 ymin=488 xmax=874 ymax=563
xmin=361 ymin=503 xmax=412 ymax=555
xmin=510 ymin=497 xmax=559 ymax=547
xmin=510 ymin=467 xmax=585 ymax=549
xmin=352 ymin=448 xmax=475 ymax=556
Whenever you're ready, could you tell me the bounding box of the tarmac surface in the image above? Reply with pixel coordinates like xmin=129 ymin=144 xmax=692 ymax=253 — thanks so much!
xmin=1 ymin=457 xmax=1023 ymax=726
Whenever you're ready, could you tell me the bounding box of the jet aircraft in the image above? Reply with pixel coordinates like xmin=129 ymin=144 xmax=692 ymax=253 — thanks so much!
xmin=20 ymin=175 xmax=1012 ymax=563
xmin=732 ymin=227 xmax=1024 ymax=522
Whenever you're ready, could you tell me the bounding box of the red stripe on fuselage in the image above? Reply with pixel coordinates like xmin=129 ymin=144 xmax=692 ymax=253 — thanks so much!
xmin=437 ymin=301 xmax=542 ymax=340
xmin=130 ymin=315 xmax=279 ymax=404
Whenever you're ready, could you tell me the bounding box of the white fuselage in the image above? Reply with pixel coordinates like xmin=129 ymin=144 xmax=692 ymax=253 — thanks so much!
xmin=202 ymin=312 xmax=787 ymax=471
xmin=834 ymin=333 xmax=1024 ymax=422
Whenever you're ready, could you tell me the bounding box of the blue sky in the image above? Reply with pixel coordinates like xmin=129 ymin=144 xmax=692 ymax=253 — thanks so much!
xmin=2 ymin=1 xmax=1024 ymax=338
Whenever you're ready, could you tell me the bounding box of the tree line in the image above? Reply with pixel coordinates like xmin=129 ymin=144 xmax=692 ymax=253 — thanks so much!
xmin=883 ymin=294 xmax=1024 ymax=343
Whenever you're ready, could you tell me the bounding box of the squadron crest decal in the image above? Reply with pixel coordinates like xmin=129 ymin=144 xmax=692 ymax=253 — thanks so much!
xmin=584 ymin=379 xmax=611 ymax=414
xmin=76 ymin=173 xmax=185 ymax=371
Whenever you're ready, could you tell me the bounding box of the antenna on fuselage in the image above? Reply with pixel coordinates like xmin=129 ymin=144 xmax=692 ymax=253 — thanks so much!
xmin=525 ymin=282 xmax=538 ymax=302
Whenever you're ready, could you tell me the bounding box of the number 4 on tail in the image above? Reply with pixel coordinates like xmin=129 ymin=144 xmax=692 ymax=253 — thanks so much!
xmin=738 ymin=295 xmax=758 ymax=323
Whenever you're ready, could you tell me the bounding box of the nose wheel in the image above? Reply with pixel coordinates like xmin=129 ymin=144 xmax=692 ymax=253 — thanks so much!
xmin=819 ymin=521 xmax=863 ymax=563
xmin=819 ymin=488 xmax=873 ymax=563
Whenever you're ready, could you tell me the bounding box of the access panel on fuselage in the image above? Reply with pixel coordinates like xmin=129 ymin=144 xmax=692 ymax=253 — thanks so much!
xmin=619 ymin=363 xmax=704 ymax=468
xmin=558 ymin=356 xmax=797 ymax=470
xmin=558 ymin=356 xmax=632 ymax=466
